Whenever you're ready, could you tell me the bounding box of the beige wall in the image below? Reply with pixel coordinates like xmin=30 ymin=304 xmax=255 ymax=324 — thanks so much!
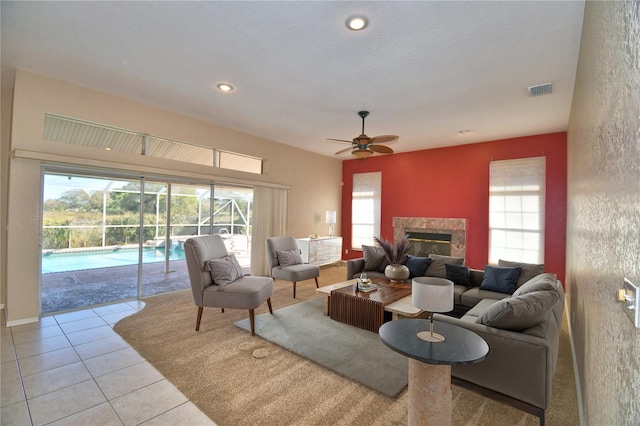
xmin=566 ymin=1 xmax=640 ymax=424
xmin=4 ymin=70 xmax=342 ymax=323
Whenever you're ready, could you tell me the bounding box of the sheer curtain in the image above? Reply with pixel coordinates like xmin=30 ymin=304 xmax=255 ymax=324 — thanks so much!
xmin=251 ymin=186 xmax=288 ymax=276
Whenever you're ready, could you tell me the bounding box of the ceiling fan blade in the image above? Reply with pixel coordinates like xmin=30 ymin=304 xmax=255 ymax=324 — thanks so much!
xmin=327 ymin=138 xmax=355 ymax=144
xmin=335 ymin=146 xmax=355 ymax=155
xmin=369 ymin=145 xmax=394 ymax=154
xmin=369 ymin=135 xmax=399 ymax=144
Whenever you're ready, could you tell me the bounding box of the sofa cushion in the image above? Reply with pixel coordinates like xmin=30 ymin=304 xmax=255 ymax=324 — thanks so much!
xmin=480 ymin=265 xmax=521 ymax=295
xmin=460 ymin=287 xmax=510 ymax=308
xmin=406 ymin=255 xmax=432 ymax=278
xmin=498 ymin=259 xmax=545 ymax=288
xmin=362 ymin=245 xmax=389 ymax=272
xmin=462 ymin=298 xmax=500 ymax=321
xmin=476 ymin=290 xmax=559 ymax=331
xmin=426 ymin=254 xmax=464 ymax=278
xmin=445 ymin=264 xmax=471 ymax=286
xmin=276 ymin=249 xmax=303 ymax=267
xmin=513 ymin=273 xmax=558 ymax=296
xmin=469 ymin=268 xmax=485 ymax=287
xmin=207 ymin=254 xmax=244 ymax=289
xmin=453 ymin=285 xmax=469 ymax=305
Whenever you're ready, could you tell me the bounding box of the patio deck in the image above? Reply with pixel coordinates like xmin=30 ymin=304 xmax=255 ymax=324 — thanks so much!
xmin=41 ymin=260 xmax=191 ymax=314
xmin=41 ymin=235 xmax=251 ymax=314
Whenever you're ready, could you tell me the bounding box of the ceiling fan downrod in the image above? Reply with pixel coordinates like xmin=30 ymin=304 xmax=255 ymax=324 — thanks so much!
xmin=358 ymin=111 xmax=369 ymax=135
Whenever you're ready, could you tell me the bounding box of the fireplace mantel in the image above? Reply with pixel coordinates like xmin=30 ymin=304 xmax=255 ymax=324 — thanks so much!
xmin=393 ymin=217 xmax=466 ymax=259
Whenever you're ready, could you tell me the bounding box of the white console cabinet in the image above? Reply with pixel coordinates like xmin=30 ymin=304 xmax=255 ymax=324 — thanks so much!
xmin=296 ymin=237 xmax=343 ymax=266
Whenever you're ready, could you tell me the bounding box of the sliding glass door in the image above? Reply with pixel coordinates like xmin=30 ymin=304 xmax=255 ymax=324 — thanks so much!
xmin=140 ymin=182 xmax=212 ymax=297
xmin=41 ymin=173 xmax=141 ymax=313
xmin=213 ymin=185 xmax=252 ymax=271
xmin=41 ymin=169 xmax=254 ymax=314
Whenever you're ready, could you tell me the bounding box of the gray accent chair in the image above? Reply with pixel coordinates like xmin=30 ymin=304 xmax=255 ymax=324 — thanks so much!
xmin=184 ymin=235 xmax=274 ymax=335
xmin=266 ymin=236 xmax=320 ymax=298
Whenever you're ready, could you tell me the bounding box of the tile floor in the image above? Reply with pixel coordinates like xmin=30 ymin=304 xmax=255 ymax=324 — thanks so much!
xmin=1 ymin=301 xmax=216 ymax=425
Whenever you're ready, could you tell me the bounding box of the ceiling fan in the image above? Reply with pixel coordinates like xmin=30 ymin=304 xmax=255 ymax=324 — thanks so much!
xmin=328 ymin=111 xmax=399 ymax=159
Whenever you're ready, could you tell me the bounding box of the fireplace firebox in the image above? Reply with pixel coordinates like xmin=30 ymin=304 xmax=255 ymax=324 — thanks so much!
xmin=393 ymin=217 xmax=466 ymax=259
xmin=407 ymin=232 xmax=452 ymax=256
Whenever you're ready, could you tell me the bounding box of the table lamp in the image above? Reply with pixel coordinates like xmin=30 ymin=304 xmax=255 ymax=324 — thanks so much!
xmin=412 ymin=277 xmax=454 ymax=342
xmin=326 ymin=210 xmax=336 ymax=237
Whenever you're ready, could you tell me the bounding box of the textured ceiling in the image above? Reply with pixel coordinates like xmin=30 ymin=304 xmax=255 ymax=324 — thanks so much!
xmin=1 ymin=1 xmax=585 ymax=158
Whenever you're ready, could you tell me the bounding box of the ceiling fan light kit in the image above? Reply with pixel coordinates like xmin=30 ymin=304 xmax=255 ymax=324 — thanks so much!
xmin=328 ymin=111 xmax=398 ymax=159
xmin=352 ymin=150 xmax=373 ymax=159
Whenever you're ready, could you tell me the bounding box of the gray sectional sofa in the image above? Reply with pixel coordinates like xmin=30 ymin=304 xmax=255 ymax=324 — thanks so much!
xmin=346 ymin=253 xmax=564 ymax=425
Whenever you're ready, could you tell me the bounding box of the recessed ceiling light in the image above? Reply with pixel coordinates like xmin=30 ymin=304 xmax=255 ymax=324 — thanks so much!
xmin=458 ymin=130 xmax=471 ymax=135
xmin=346 ymin=15 xmax=368 ymax=31
xmin=216 ymin=83 xmax=234 ymax=92
xmin=105 ymin=147 xmax=112 ymax=151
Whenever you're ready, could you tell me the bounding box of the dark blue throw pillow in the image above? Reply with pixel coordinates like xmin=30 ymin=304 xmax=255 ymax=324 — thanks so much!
xmin=406 ymin=255 xmax=432 ymax=278
xmin=480 ymin=265 xmax=522 ymax=295
xmin=445 ymin=263 xmax=471 ymax=287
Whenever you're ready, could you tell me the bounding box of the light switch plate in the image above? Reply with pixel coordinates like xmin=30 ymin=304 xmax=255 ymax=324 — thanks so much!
xmin=622 ymin=278 xmax=640 ymax=328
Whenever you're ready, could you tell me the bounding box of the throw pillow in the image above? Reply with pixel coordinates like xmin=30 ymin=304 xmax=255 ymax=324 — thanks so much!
xmin=207 ymin=253 xmax=244 ymax=289
xmin=479 ymin=265 xmax=522 ymax=295
xmin=406 ymin=255 xmax=432 ymax=278
xmin=476 ymin=290 xmax=560 ymax=331
xmin=276 ymin=249 xmax=303 ymax=267
xmin=513 ymin=273 xmax=557 ymax=296
xmin=498 ymin=259 xmax=545 ymax=288
xmin=445 ymin=263 xmax=471 ymax=287
xmin=425 ymin=254 xmax=464 ymax=278
xmin=362 ymin=245 xmax=389 ymax=272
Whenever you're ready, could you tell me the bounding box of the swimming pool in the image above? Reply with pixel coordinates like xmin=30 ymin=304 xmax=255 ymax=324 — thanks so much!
xmin=42 ymin=247 xmax=186 ymax=274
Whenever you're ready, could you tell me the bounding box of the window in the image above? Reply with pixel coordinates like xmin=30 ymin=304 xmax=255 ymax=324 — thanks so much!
xmin=146 ymin=137 xmax=213 ymax=166
xmin=352 ymin=172 xmax=381 ymax=249
xmin=215 ymin=149 xmax=264 ymax=175
xmin=43 ymin=113 xmax=266 ymax=174
xmin=489 ymin=157 xmax=545 ymax=264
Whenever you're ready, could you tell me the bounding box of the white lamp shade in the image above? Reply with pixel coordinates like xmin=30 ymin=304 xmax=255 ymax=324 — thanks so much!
xmin=412 ymin=277 xmax=454 ymax=313
xmin=325 ymin=210 xmax=337 ymax=224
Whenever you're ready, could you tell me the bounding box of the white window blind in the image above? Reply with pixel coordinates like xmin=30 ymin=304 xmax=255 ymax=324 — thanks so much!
xmin=43 ymin=113 xmax=266 ymax=174
xmin=214 ymin=150 xmax=264 ymax=175
xmin=489 ymin=157 xmax=545 ymax=264
xmin=352 ymin=172 xmax=381 ymax=249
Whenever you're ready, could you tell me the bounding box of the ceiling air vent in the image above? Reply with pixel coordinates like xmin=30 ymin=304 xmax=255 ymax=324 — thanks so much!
xmin=528 ymin=83 xmax=552 ymax=97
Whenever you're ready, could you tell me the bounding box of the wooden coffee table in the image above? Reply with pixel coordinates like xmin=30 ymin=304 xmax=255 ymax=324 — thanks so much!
xmin=316 ymin=278 xmax=413 ymax=332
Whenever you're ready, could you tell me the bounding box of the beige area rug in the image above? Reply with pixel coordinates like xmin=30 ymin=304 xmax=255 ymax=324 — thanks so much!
xmin=114 ymin=264 xmax=580 ymax=425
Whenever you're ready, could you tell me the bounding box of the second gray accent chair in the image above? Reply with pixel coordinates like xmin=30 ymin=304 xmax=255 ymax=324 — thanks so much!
xmin=266 ymin=236 xmax=320 ymax=298
xmin=184 ymin=234 xmax=274 ymax=335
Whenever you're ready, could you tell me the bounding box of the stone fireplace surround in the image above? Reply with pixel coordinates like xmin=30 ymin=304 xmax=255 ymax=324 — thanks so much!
xmin=392 ymin=217 xmax=466 ymax=259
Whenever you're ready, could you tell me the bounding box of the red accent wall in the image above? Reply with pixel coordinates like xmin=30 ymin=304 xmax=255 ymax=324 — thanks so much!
xmin=341 ymin=132 xmax=567 ymax=280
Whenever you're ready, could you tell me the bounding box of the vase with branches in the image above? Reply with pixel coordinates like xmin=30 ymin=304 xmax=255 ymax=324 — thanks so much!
xmin=374 ymin=234 xmax=414 ymax=282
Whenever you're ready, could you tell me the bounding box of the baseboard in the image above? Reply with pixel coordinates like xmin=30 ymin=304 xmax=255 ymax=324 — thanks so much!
xmin=451 ymin=376 xmax=544 ymax=423
xmin=6 ymin=316 xmax=40 ymax=328
xmin=565 ymin=299 xmax=586 ymax=425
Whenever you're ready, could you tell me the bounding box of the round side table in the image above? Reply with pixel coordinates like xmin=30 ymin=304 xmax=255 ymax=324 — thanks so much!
xmin=379 ymin=319 xmax=488 ymax=426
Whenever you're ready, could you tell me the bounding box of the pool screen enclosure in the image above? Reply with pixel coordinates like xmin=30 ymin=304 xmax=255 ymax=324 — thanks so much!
xmin=41 ymin=170 xmax=253 ymax=314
